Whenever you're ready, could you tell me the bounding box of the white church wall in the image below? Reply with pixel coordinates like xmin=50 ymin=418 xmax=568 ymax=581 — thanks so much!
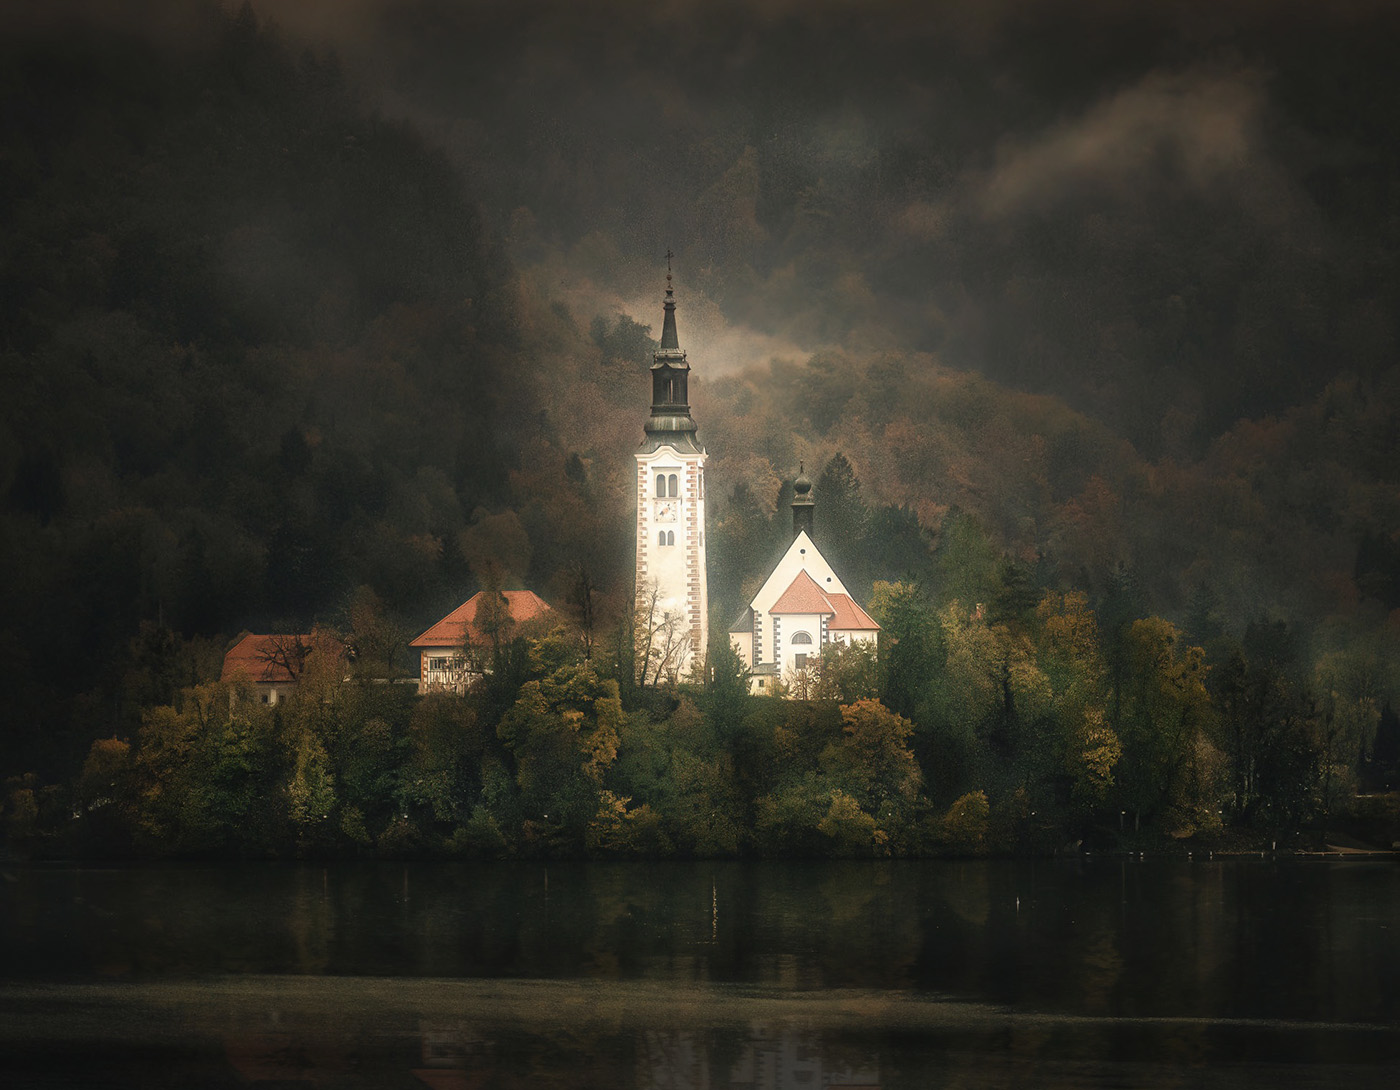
xmin=635 ymin=442 xmax=708 ymax=678
xmin=774 ymin=613 xmax=823 ymax=677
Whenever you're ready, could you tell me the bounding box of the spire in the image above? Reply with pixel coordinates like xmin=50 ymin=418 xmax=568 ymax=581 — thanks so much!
xmin=657 ymin=249 xmax=683 ymax=357
xmin=641 ymin=252 xmax=699 ymax=454
xmin=791 ymin=462 xmax=814 ymax=539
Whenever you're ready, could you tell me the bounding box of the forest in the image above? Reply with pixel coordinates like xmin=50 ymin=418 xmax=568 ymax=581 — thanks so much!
xmin=3 ymin=3 xmax=1400 ymax=857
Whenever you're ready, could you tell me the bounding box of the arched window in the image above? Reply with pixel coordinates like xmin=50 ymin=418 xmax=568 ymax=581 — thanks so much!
xmin=668 ymin=473 xmax=678 ymax=497
xmin=658 ymin=530 xmax=666 ymax=546
xmin=790 ymin=632 xmax=814 ymax=645
xmin=666 ymin=531 xmax=675 ymax=546
xmin=655 ymin=474 xmax=665 ymax=498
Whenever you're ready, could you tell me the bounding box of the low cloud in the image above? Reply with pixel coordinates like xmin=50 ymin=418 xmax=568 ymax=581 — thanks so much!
xmin=977 ymin=69 xmax=1270 ymax=218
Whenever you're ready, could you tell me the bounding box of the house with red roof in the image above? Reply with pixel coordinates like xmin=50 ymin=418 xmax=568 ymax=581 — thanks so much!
xmin=729 ymin=470 xmax=879 ymax=695
xmin=220 ymin=630 xmax=343 ymax=705
xmin=410 ymin=589 xmax=553 ymax=694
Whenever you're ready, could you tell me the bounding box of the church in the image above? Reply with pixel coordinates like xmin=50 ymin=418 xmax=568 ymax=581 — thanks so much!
xmin=728 ymin=469 xmax=880 ymax=694
xmin=632 ymin=266 xmax=878 ymax=693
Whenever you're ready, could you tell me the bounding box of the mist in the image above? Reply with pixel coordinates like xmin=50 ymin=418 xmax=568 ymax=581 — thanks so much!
xmin=246 ymin=0 xmax=1400 ymax=448
xmin=4 ymin=0 xmax=1400 ymax=790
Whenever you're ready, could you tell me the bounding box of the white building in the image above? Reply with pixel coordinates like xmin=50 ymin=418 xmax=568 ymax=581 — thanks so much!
xmin=634 ymin=265 xmax=708 ymax=684
xmin=729 ymin=471 xmax=879 ymax=695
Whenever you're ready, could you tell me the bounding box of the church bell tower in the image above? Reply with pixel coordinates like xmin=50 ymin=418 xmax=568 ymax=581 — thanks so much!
xmin=634 ymin=258 xmax=708 ymax=683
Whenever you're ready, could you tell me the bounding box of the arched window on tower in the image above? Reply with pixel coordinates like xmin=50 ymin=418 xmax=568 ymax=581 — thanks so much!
xmin=655 ymin=474 xmax=665 ymax=498
xmin=791 ymin=632 xmax=814 ymax=645
xmin=668 ymin=474 xmax=678 ymax=497
xmin=667 ymin=530 xmax=675 ymax=546
xmin=658 ymin=530 xmax=666 ymax=547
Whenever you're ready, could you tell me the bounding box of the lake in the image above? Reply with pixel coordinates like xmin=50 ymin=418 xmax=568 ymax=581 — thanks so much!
xmin=2 ymin=858 xmax=1397 ymax=1087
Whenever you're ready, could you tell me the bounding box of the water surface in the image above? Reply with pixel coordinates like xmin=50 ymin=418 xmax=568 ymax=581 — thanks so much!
xmin=2 ymin=858 xmax=1397 ymax=1086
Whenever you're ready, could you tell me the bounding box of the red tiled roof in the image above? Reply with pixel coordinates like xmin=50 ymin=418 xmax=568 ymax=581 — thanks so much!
xmin=827 ymin=593 xmax=880 ymax=631
xmin=770 ymin=570 xmax=836 ymax=616
xmin=221 ymin=632 xmax=328 ymax=684
xmin=411 ymin=590 xmax=553 ymax=649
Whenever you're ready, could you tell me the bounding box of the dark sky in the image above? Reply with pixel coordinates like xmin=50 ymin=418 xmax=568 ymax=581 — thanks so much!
xmin=11 ymin=0 xmax=1400 ymax=447
xmin=213 ymin=0 xmax=1400 ymax=451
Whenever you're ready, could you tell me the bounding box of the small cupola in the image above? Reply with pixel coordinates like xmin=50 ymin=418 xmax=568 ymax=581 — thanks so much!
xmin=791 ymin=463 xmax=815 ymax=539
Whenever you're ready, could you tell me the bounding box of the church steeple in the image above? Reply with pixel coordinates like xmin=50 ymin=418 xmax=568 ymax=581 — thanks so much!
xmin=642 ymin=252 xmax=700 ymax=453
xmin=634 ymin=253 xmax=709 ymax=686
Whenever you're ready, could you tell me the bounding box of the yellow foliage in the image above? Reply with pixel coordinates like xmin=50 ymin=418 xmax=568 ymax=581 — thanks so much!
xmin=941 ymin=791 xmax=990 ymax=853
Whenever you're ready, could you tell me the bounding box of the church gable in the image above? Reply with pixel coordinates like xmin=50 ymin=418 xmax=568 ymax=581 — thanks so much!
xmin=751 ymin=531 xmax=849 ymax=616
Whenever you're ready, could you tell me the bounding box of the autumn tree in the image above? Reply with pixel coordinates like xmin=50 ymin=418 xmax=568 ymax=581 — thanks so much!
xmin=1034 ymin=591 xmax=1121 ymax=817
xmin=1113 ymin=617 xmax=1218 ymax=833
xmin=823 ymin=699 xmax=922 ymax=819
xmin=496 ymin=664 xmax=624 ymax=851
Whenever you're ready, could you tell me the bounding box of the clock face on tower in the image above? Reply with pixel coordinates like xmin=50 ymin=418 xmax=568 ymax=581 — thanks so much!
xmin=655 ymin=499 xmax=678 ymax=523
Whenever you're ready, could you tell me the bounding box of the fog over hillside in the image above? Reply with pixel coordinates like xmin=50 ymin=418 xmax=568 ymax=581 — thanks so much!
xmin=252 ymin=0 xmax=1400 ymax=452
xmin=3 ymin=0 xmax=1400 ymax=789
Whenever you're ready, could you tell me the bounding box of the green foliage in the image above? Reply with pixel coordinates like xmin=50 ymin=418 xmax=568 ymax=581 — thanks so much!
xmin=939 ymin=791 xmax=990 ymax=855
xmin=1113 ymin=617 xmax=1216 ymax=831
xmin=869 ymin=581 xmax=941 ymax=724
xmin=7 ymin=5 xmax=1398 ymax=860
xmin=11 ymin=597 xmax=1383 ymax=859
xmin=822 ymin=699 xmax=921 ymax=816
xmin=811 ymin=641 xmax=878 ymax=704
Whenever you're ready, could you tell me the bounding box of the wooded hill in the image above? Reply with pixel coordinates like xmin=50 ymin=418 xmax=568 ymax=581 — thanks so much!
xmin=2 ymin=6 xmax=1398 ymax=856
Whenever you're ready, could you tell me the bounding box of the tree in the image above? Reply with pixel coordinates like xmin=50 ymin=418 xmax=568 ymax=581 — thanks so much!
xmin=1314 ymin=645 xmax=1387 ymax=813
xmin=824 ymin=699 xmax=922 ymax=816
xmin=346 ymin=584 xmax=411 ymax=680
xmin=634 ymin=578 xmax=691 ymax=688
xmin=1212 ymin=623 xmax=1322 ymax=829
xmin=931 ymin=511 xmax=1001 ymax=615
xmin=868 ymin=580 xmax=940 ymax=724
xmin=256 ymin=632 xmax=314 ymax=683
xmin=475 ymin=586 xmax=514 ymax=664
xmin=811 ymin=641 xmax=878 ymax=703
xmin=496 ymin=665 xmax=624 ymax=851
xmin=566 ymin=563 xmax=598 ymax=662
xmin=704 ymin=637 xmax=751 ymax=741
xmin=1114 ymin=617 xmax=1216 ymax=832
xmin=939 ymin=791 xmax=990 ymax=855
xmin=1034 ymin=591 xmax=1121 ymax=815
xmin=815 ymin=453 xmax=870 ymax=595
xmin=403 ymin=693 xmax=484 ymax=824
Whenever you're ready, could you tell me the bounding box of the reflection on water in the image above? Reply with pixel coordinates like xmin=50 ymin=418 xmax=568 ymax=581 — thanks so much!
xmin=2 ymin=859 xmax=1399 ymax=1087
